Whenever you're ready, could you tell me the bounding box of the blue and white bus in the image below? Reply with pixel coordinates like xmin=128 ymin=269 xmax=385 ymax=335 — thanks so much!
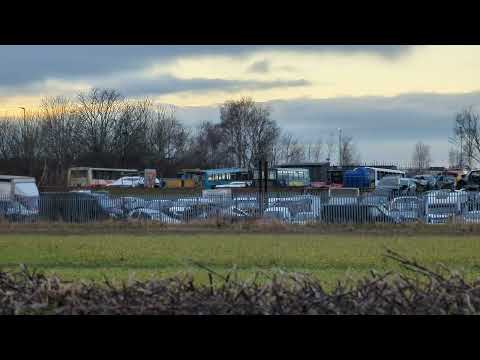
xmin=343 ymin=167 xmax=405 ymax=190
xmin=203 ymin=168 xmax=251 ymax=189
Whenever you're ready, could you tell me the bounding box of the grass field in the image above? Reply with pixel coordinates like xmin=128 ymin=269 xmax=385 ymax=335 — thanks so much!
xmin=1 ymin=232 xmax=480 ymax=287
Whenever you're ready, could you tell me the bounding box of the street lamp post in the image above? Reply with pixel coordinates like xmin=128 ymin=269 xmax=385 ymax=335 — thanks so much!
xmin=338 ymin=128 xmax=342 ymax=167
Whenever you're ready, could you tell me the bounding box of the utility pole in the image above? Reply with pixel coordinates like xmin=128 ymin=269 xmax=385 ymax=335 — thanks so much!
xmin=258 ymin=159 xmax=263 ymax=216
xmin=263 ymin=160 xmax=268 ymax=211
xmin=338 ymin=128 xmax=342 ymax=167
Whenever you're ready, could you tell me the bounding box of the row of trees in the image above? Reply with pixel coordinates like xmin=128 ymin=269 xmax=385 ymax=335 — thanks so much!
xmin=0 ymin=89 xmax=360 ymax=186
xmin=412 ymin=107 xmax=480 ymax=171
xmin=5 ymin=87 xmax=476 ymax=186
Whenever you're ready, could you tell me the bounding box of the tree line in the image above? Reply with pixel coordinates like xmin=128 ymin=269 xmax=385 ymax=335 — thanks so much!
xmin=411 ymin=107 xmax=480 ymax=172
xmin=0 ymin=88 xmax=359 ymax=186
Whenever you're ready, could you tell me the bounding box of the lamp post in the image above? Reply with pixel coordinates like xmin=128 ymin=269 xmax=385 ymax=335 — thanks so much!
xmin=338 ymin=128 xmax=342 ymax=167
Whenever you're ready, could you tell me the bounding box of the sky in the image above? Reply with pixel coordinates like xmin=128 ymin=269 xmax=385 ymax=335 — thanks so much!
xmin=1 ymin=45 xmax=480 ymax=165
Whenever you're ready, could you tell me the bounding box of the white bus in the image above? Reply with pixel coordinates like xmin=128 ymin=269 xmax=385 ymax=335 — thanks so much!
xmin=365 ymin=167 xmax=406 ymax=188
xmin=67 ymin=167 xmax=138 ymax=188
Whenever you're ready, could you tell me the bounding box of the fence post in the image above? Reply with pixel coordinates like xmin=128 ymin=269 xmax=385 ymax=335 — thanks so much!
xmin=258 ymin=159 xmax=263 ymax=217
xmin=263 ymin=160 xmax=268 ymax=213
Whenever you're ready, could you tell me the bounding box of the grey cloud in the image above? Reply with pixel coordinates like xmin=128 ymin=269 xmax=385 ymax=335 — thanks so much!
xmin=248 ymin=59 xmax=270 ymax=73
xmin=0 ymin=45 xmax=413 ymax=88
xmin=175 ymin=91 xmax=480 ymax=164
xmin=103 ymin=75 xmax=311 ymax=97
xmin=0 ymin=73 xmax=312 ymax=99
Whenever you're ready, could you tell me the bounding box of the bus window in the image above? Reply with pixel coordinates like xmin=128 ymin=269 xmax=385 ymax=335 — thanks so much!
xmin=70 ymin=169 xmax=88 ymax=179
xmin=68 ymin=169 xmax=89 ymax=187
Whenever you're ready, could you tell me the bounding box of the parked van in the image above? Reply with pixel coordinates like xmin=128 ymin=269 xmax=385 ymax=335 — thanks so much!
xmin=0 ymin=175 xmax=40 ymax=218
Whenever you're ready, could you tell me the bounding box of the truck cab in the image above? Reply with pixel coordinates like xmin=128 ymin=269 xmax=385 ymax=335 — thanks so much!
xmin=0 ymin=175 xmax=40 ymax=213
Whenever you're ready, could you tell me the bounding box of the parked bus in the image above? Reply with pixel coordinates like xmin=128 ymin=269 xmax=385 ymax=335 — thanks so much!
xmin=275 ymin=162 xmax=330 ymax=185
xmin=343 ymin=167 xmax=406 ymax=190
xmin=254 ymin=167 xmax=311 ymax=188
xmin=203 ymin=168 xmax=251 ymax=189
xmin=67 ymin=167 xmax=138 ymax=188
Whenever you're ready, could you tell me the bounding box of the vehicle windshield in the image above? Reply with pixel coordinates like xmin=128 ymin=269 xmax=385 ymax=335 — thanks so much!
xmin=14 ymin=182 xmax=39 ymax=197
xmin=70 ymin=170 xmax=88 ymax=178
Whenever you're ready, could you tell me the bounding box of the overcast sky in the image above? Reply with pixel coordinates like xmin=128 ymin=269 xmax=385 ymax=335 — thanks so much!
xmin=1 ymin=45 xmax=480 ymax=165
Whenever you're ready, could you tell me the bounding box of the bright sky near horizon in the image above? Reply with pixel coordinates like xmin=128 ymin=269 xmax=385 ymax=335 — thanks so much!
xmin=1 ymin=45 xmax=479 ymax=164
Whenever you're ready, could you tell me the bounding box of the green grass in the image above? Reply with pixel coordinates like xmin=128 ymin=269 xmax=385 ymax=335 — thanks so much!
xmin=1 ymin=233 xmax=480 ymax=287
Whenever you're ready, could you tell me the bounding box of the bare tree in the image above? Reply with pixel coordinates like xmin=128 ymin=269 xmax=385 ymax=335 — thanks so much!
xmin=412 ymin=141 xmax=432 ymax=170
xmin=9 ymin=111 xmax=44 ymax=176
xmin=40 ymin=96 xmax=82 ymax=184
xmin=113 ymin=99 xmax=151 ymax=168
xmin=451 ymin=107 xmax=478 ymax=168
xmin=339 ymin=135 xmax=360 ymax=166
xmin=326 ymin=132 xmax=335 ymax=163
xmin=76 ymin=88 xmax=124 ymax=157
xmin=0 ymin=117 xmax=15 ymax=160
xmin=145 ymin=105 xmax=190 ymax=175
xmin=448 ymin=148 xmax=462 ymax=168
xmin=307 ymin=137 xmax=323 ymax=162
xmin=219 ymin=97 xmax=280 ymax=169
xmin=273 ymin=132 xmax=305 ymax=164
xmin=190 ymin=121 xmax=231 ymax=168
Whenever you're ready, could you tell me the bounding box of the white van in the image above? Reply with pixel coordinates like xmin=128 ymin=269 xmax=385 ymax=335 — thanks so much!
xmin=424 ymin=190 xmax=468 ymax=224
xmin=0 ymin=175 xmax=40 ymax=213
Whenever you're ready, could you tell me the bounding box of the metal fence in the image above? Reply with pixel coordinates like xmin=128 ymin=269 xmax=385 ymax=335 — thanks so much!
xmin=2 ymin=189 xmax=480 ymax=225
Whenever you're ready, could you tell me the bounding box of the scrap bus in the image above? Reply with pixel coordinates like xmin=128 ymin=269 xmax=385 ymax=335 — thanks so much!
xmin=67 ymin=167 xmax=138 ymax=188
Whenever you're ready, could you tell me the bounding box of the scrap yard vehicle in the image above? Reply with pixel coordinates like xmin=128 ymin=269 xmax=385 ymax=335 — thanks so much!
xmin=276 ymin=162 xmax=330 ymax=187
xmin=460 ymin=169 xmax=480 ymax=191
xmin=376 ymin=176 xmax=417 ymax=196
xmin=40 ymin=191 xmax=111 ymax=222
xmin=253 ymin=167 xmax=311 ymax=188
xmin=434 ymin=175 xmax=456 ymax=190
xmin=0 ymin=199 xmax=38 ymax=222
xmin=203 ymin=168 xmax=251 ymax=189
xmin=215 ymin=181 xmax=253 ymax=188
xmin=0 ymin=175 xmax=40 ymax=221
xmin=423 ymin=190 xmax=469 ymax=224
xmin=388 ymin=196 xmax=423 ymax=223
xmin=320 ymin=203 xmax=396 ymax=224
xmin=176 ymin=168 xmax=250 ymax=190
xmin=128 ymin=204 xmax=181 ymax=223
xmin=106 ymin=176 xmax=161 ymax=188
xmin=264 ymin=206 xmax=292 ymax=223
xmin=343 ymin=167 xmax=406 ymax=191
xmin=67 ymin=167 xmax=138 ymax=188
xmin=414 ymin=175 xmax=438 ymax=192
